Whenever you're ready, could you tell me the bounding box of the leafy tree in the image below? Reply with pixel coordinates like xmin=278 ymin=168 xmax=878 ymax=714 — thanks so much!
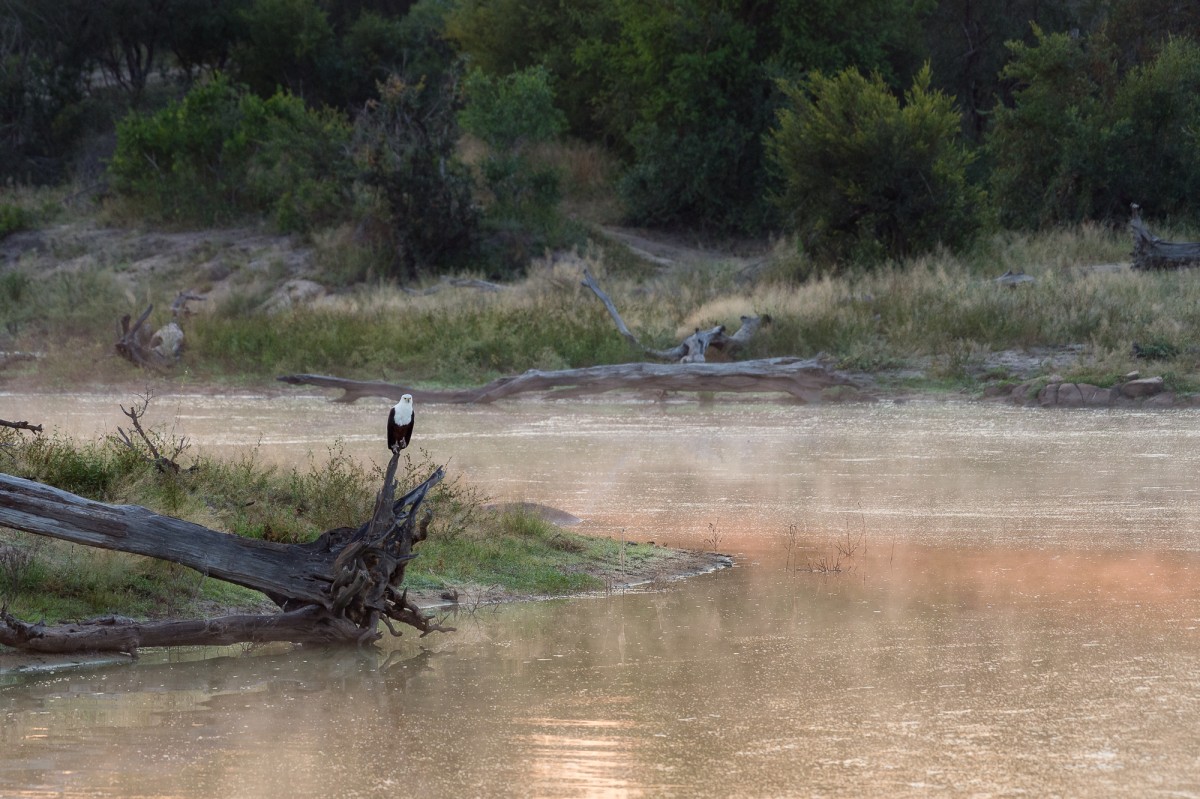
xmin=1097 ymin=0 xmax=1200 ymax=67
xmin=459 ymin=66 xmax=565 ymax=151
xmin=93 ymin=0 xmax=171 ymax=103
xmin=353 ymin=73 xmax=478 ymax=276
xmin=920 ymin=0 xmax=1098 ymax=140
xmin=340 ymin=0 xmax=457 ymax=110
xmin=592 ymin=0 xmax=775 ymax=232
xmin=769 ymin=64 xmax=983 ymax=266
xmin=230 ymin=0 xmax=337 ymax=104
xmin=0 ymin=0 xmax=105 ymax=181
xmin=985 ymin=28 xmax=1112 ymax=228
xmin=1094 ymin=36 xmax=1200 ymax=221
xmin=165 ymin=0 xmax=250 ymax=80
xmin=444 ymin=0 xmax=608 ymax=136
xmin=585 ymin=0 xmax=927 ymax=234
xmin=459 ymin=65 xmax=570 ymax=270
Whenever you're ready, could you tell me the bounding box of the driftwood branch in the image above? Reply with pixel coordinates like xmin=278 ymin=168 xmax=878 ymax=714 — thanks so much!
xmin=580 ymin=267 xmax=644 ymax=351
xmin=0 ymin=419 xmax=42 ymax=435
xmin=1130 ymin=203 xmax=1200 ymax=270
xmin=580 ymin=267 xmax=769 ymax=362
xmin=0 ymin=451 xmax=453 ymax=654
xmin=278 ymin=357 xmax=855 ymax=404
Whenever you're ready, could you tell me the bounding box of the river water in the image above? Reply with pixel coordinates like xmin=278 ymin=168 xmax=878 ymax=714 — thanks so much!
xmin=1 ymin=392 xmax=1199 ymax=797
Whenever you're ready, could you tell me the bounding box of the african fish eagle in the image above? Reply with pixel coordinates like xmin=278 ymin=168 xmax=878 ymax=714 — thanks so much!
xmin=387 ymin=394 xmax=414 ymax=451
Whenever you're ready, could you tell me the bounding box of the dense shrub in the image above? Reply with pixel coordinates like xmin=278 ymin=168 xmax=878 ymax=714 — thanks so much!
xmin=0 ymin=204 xmax=31 ymax=239
xmin=985 ymin=29 xmax=1112 ymax=229
xmin=459 ymin=66 xmax=571 ymax=267
xmin=352 ymin=73 xmax=479 ymax=276
xmin=1096 ymin=37 xmax=1200 ymax=221
xmin=444 ymin=0 xmax=608 ymax=137
xmin=229 ymin=0 xmax=337 ymax=103
xmin=769 ymin=65 xmax=983 ymax=267
xmin=597 ymin=3 xmax=774 ymax=233
xmin=988 ymin=32 xmax=1200 ymax=228
xmin=108 ymin=74 xmax=352 ymax=230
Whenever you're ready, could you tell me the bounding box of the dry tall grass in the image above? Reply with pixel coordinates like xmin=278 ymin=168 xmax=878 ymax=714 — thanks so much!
xmin=7 ymin=215 xmax=1200 ymax=392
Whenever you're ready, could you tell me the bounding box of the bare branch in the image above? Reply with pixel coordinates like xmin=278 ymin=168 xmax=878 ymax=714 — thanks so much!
xmin=0 ymin=419 xmax=42 ymax=435
xmin=113 ymin=394 xmax=184 ymax=473
xmin=580 ymin=267 xmax=645 ymax=352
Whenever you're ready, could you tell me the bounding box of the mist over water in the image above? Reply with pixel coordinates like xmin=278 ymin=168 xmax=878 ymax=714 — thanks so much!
xmin=2 ymin=393 xmax=1199 ymax=797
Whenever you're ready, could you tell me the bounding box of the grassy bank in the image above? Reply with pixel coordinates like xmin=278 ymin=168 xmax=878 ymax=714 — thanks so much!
xmin=0 ymin=426 xmax=663 ymax=623
xmin=3 ymin=187 xmax=1200 ymax=395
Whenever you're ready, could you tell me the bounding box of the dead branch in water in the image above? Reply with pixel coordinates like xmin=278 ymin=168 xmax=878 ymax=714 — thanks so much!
xmin=0 ymin=448 xmax=453 ymax=655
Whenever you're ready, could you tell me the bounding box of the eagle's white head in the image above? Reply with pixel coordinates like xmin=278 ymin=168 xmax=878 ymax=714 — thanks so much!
xmin=393 ymin=394 xmax=414 ymax=424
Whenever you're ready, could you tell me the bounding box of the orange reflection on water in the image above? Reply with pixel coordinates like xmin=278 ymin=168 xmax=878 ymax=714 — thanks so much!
xmin=520 ymin=718 xmax=644 ymax=798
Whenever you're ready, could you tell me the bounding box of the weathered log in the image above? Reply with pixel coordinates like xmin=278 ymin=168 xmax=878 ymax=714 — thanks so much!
xmin=0 ymin=452 xmax=453 ymax=655
xmin=0 ymin=607 xmax=365 ymax=654
xmin=580 ymin=267 xmax=768 ymax=362
xmin=1130 ymin=204 xmax=1200 ymax=271
xmin=278 ymin=357 xmax=856 ymax=404
xmin=0 ymin=419 xmax=42 ymax=434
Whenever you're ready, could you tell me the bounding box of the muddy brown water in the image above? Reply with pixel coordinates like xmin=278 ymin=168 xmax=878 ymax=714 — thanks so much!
xmin=1 ymin=392 xmax=1199 ymax=797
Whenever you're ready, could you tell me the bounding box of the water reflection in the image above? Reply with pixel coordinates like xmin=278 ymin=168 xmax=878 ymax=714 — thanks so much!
xmin=2 ymin=394 xmax=1200 ymax=795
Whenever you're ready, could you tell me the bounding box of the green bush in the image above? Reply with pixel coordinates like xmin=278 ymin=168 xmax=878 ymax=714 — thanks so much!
xmin=108 ymin=74 xmax=352 ymax=230
xmin=0 ymin=204 xmax=31 ymax=239
xmin=230 ymin=0 xmax=337 ymax=103
xmin=1100 ymin=37 xmax=1200 ymax=221
xmin=986 ymin=28 xmax=1113 ymax=229
xmin=352 ymin=73 xmax=479 ymax=277
xmin=459 ymin=66 xmax=567 ymax=151
xmin=459 ymin=66 xmax=572 ymax=270
xmin=987 ymin=32 xmax=1200 ymax=228
xmin=768 ymin=64 xmax=983 ymax=267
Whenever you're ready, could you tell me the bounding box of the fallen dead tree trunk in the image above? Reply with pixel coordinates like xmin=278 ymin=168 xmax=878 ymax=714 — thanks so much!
xmin=278 ymin=357 xmax=856 ymax=404
xmin=0 ymin=450 xmax=453 ymax=655
xmin=1130 ymin=203 xmax=1200 ymax=270
xmin=580 ymin=267 xmax=768 ymax=362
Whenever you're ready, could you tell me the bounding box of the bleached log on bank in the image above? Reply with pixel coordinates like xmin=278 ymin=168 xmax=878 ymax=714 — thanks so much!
xmin=1130 ymin=204 xmax=1200 ymax=271
xmin=277 ymin=357 xmax=856 ymax=405
xmin=580 ymin=268 xmax=768 ymax=362
xmin=0 ymin=451 xmax=452 ymax=655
